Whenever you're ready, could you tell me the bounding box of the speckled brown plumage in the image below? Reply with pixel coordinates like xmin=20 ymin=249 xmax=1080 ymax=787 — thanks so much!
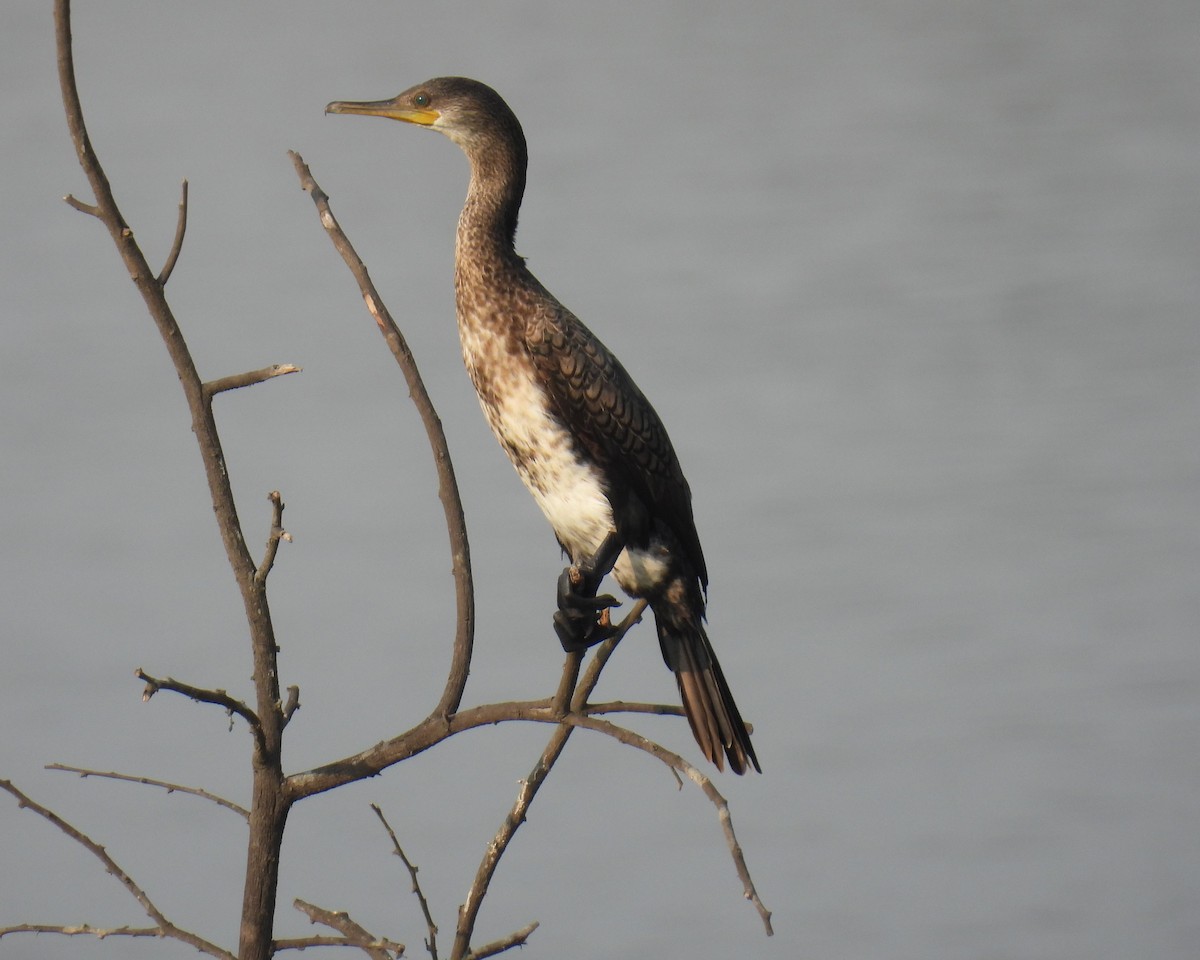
xmin=327 ymin=77 xmax=759 ymax=774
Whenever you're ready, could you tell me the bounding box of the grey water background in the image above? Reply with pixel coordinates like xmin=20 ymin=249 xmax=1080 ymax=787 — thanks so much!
xmin=2 ymin=2 xmax=1198 ymax=958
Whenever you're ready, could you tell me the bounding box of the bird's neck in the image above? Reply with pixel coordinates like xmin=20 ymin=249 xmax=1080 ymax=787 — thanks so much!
xmin=455 ymin=143 xmax=527 ymax=272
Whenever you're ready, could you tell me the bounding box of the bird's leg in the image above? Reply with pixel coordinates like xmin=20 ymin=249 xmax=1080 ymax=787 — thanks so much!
xmin=554 ymin=530 xmax=624 ymax=652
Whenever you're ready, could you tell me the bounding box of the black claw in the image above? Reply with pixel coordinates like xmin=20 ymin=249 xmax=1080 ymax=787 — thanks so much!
xmin=554 ymin=608 xmax=617 ymax=652
xmin=570 ymin=592 xmax=621 ymax=612
xmin=553 ymin=531 xmax=625 ymax=651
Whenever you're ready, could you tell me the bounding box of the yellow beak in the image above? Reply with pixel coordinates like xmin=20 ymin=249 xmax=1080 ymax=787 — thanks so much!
xmin=325 ymin=97 xmax=439 ymax=126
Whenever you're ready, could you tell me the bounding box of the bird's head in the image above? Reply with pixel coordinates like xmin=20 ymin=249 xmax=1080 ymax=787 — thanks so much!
xmin=326 ymin=76 xmax=522 ymax=155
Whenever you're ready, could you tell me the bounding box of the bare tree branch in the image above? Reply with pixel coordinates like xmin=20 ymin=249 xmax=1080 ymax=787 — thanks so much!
xmin=54 ymin=6 xmax=293 ymax=952
xmin=287 ymin=635 xmax=661 ymax=957
xmin=287 ymin=601 xmax=652 ymax=804
xmin=450 ymin=743 xmax=551 ymax=960
xmin=563 ymin=716 xmax=775 ymax=936
xmin=135 ymin=667 xmax=262 ymax=742
xmin=205 ymin=363 xmax=302 ymax=397
xmin=371 ymin=804 xmax=439 ymax=960
xmin=576 ymin=600 xmax=647 ymax=689
xmin=157 ymin=178 xmax=188 ymax=285
xmin=0 ymin=779 xmax=235 ymax=957
xmin=290 ymin=150 xmax=474 ymax=720
xmin=256 ymin=490 xmax=292 ymax=585
xmin=550 ymin=649 xmax=583 ymax=719
xmin=54 ymin=8 xmax=252 ymax=577
xmin=449 ymin=601 xmax=647 ymax=959
xmin=463 ymin=920 xmax=539 ymax=960
xmin=62 ymin=193 xmax=99 ymax=217
xmin=283 ymin=684 xmax=302 ymax=725
xmin=274 ymin=934 xmax=406 ymax=953
xmin=0 ymin=923 xmax=163 ymax=941
xmin=292 ymin=899 xmax=403 ymax=959
xmin=583 ymin=700 xmax=686 ymax=717
xmin=44 ymin=763 xmax=248 ymax=819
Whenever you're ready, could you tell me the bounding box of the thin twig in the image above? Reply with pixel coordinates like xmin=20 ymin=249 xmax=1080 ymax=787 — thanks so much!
xmin=255 ymin=490 xmax=292 ymax=585
xmin=274 ymin=934 xmax=406 ymax=952
xmin=62 ymin=193 xmax=99 ymax=217
xmin=205 ymin=364 xmax=302 ymax=398
xmin=450 ymin=748 xmax=551 ymax=960
xmin=157 ymin=178 xmax=188 ymax=284
xmin=0 ymin=779 xmax=235 ymax=957
xmin=292 ymin=899 xmax=403 ymax=959
xmin=371 ymin=804 xmax=439 ymax=960
xmin=464 ymin=920 xmax=539 ymax=960
xmin=583 ymin=700 xmax=685 ymax=717
xmin=564 ymin=716 xmax=774 ymax=935
xmin=283 ymin=684 xmax=302 ymax=725
xmin=0 ymin=923 xmax=163 ymax=941
xmin=290 ymin=150 xmax=474 ymax=719
xmin=135 ymin=667 xmax=261 ymax=738
xmin=204 ymin=363 xmax=302 ymax=397
xmin=44 ymin=763 xmax=248 ymax=819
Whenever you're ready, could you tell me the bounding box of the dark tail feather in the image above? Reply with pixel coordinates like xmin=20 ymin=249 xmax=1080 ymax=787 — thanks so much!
xmin=654 ymin=598 xmax=760 ymax=775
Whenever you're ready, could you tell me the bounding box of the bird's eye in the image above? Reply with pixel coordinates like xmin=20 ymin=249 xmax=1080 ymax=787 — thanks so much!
xmin=414 ymin=93 xmax=430 ymax=107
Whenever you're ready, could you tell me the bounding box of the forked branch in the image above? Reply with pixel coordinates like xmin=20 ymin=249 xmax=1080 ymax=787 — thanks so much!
xmin=0 ymin=780 xmax=234 ymax=958
xmin=449 ymin=602 xmax=645 ymax=960
xmin=54 ymin=8 xmax=293 ymax=955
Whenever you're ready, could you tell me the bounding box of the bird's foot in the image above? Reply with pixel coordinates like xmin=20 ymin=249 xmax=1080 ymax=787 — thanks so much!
xmin=553 ymin=531 xmax=625 ymax=652
xmin=553 ymin=608 xmax=619 ymax=652
xmin=554 ymin=564 xmax=621 ymax=651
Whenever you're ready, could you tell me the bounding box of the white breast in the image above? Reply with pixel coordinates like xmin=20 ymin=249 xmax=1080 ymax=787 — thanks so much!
xmin=458 ymin=321 xmax=609 ymax=551
xmin=463 ymin=343 xmax=672 ymax=599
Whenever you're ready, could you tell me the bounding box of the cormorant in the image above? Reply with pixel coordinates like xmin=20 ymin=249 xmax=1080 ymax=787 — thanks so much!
xmin=327 ymin=77 xmax=759 ymax=774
